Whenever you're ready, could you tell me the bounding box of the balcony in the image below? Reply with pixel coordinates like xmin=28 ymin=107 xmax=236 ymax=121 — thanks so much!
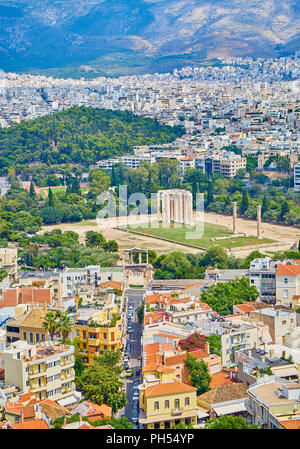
xmin=30 ymin=380 xmax=47 ymax=392
xmin=28 ymin=368 xmax=46 ymax=378
xmin=171 ymin=408 xmax=183 ymax=416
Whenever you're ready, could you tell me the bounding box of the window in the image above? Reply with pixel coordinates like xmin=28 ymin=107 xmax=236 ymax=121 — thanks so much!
xmin=174 ymin=399 xmax=180 ymax=409
xmin=23 ymin=332 xmax=27 ymax=340
xmin=283 ymin=290 xmax=289 ymax=299
xmin=284 ymin=278 xmax=288 ymax=284
xmin=185 ymin=397 xmax=190 ymax=406
xmin=154 ymin=401 xmax=159 ymax=410
xmin=282 ymin=321 xmax=286 ymax=325
xmin=29 ymin=333 xmax=33 ymax=343
xmin=165 ymin=400 xmax=169 ymax=409
xmin=36 ymin=333 xmax=40 ymax=343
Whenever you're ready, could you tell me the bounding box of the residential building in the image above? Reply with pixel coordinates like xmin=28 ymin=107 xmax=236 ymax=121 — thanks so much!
xmin=249 ymin=307 xmax=297 ymax=345
xmin=75 ymin=307 xmax=122 ymax=366
xmin=246 ymin=379 xmax=300 ymax=429
xmin=294 ymin=162 xmax=300 ymax=191
xmin=138 ymin=381 xmax=198 ymax=429
xmin=3 ymin=340 xmax=75 ymax=402
xmin=276 ymin=261 xmax=300 ymax=307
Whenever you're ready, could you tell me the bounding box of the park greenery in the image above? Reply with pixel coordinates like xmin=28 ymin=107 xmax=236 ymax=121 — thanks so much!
xmin=0 ymin=106 xmax=183 ymax=168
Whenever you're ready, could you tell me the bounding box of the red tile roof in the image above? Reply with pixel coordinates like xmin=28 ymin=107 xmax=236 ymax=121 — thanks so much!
xmin=12 ymin=419 xmax=50 ymax=429
xmin=145 ymin=381 xmax=197 ymax=397
xmin=276 ymin=263 xmax=300 ymax=276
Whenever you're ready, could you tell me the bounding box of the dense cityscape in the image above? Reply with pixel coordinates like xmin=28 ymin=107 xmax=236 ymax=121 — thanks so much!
xmin=0 ymin=39 xmax=300 ymax=437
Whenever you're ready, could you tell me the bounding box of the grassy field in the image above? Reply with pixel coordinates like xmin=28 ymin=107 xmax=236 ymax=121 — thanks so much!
xmin=121 ymin=222 xmax=275 ymax=249
xmin=39 ymin=186 xmax=89 ymax=196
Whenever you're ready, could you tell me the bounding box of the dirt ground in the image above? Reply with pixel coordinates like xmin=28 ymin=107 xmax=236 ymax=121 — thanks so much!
xmin=42 ymin=212 xmax=300 ymax=257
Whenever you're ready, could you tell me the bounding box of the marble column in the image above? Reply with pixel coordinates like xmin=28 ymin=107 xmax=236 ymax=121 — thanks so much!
xmin=178 ymin=195 xmax=183 ymax=223
xmin=233 ymin=202 xmax=237 ymax=234
xmin=157 ymin=192 xmax=162 ymax=221
xmin=173 ymin=194 xmax=179 ymax=223
xmin=161 ymin=193 xmax=166 ymax=222
xmin=257 ymin=205 xmax=262 ymax=239
xmin=165 ymin=193 xmax=171 ymax=223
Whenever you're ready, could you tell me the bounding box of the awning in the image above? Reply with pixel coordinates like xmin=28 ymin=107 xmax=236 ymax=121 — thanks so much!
xmin=57 ymin=395 xmax=78 ymax=407
xmin=197 ymin=411 xmax=209 ymax=419
xmin=213 ymin=402 xmax=247 ymax=416
xmin=274 ymin=366 xmax=299 ymax=378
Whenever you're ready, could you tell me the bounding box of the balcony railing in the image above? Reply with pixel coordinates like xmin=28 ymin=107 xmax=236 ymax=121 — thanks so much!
xmin=171 ymin=408 xmax=183 ymax=416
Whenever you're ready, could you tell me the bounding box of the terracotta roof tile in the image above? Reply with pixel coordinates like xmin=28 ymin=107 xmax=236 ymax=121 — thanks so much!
xmin=12 ymin=419 xmax=50 ymax=429
xmin=145 ymin=381 xmax=197 ymax=397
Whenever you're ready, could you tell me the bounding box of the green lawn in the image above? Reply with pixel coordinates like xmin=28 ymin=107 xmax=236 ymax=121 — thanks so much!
xmin=121 ymin=222 xmax=275 ymax=249
xmin=39 ymin=186 xmax=89 ymax=196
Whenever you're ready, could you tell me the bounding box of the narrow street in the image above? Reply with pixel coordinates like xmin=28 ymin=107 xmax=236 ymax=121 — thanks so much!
xmin=116 ymin=289 xmax=144 ymax=422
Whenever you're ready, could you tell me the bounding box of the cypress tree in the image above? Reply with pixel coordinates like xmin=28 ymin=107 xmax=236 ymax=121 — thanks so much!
xmin=240 ymin=191 xmax=249 ymax=215
xmin=280 ymin=200 xmax=289 ymax=221
xmin=29 ymin=181 xmax=35 ymax=198
xmin=206 ymin=182 xmax=214 ymax=206
xmin=262 ymin=195 xmax=269 ymax=216
xmin=48 ymin=187 xmax=54 ymax=207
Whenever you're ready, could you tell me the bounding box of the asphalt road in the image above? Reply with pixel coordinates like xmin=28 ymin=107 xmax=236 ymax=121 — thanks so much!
xmin=117 ymin=294 xmax=143 ymax=423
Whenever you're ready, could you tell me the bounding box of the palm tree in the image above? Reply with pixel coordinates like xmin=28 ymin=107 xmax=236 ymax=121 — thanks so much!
xmin=57 ymin=313 xmax=73 ymax=345
xmin=43 ymin=311 xmax=59 ymax=341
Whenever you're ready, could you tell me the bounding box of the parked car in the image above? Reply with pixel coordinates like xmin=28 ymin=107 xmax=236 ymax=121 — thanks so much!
xmin=132 ymin=391 xmax=139 ymax=400
xmin=125 ymin=369 xmax=133 ymax=377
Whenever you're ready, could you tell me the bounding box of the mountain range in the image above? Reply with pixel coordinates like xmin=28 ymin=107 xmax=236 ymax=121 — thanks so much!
xmin=0 ymin=0 xmax=299 ymax=73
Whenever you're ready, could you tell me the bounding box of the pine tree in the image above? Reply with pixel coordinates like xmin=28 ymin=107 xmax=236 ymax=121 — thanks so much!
xmin=48 ymin=187 xmax=54 ymax=207
xmin=29 ymin=182 xmax=36 ymax=198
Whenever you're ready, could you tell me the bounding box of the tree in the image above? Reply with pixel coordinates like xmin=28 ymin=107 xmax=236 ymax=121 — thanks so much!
xmin=57 ymin=313 xmax=73 ymax=344
xmin=206 ymin=182 xmax=214 ymax=207
xmin=261 ymin=196 xmax=269 ymax=216
xmin=43 ymin=311 xmax=60 ymax=341
xmin=200 ymin=247 xmax=229 ymax=269
xmin=206 ymin=335 xmax=221 ymax=356
xmin=279 ymin=200 xmax=290 ymax=221
xmin=239 ymin=191 xmax=249 ymax=215
xmin=89 ymin=170 xmax=111 ymax=198
xmin=137 ymin=301 xmax=145 ymax=324
xmin=97 ymin=350 xmax=122 ymax=373
xmin=204 ymin=415 xmax=258 ymax=429
xmin=77 ymin=358 xmax=127 ymax=413
xmin=201 ymin=278 xmax=259 ymax=315
xmin=185 ymin=354 xmax=211 ymax=395
xmin=85 ymin=230 xmax=107 ymax=248
xmin=48 ymin=187 xmax=54 ymax=207
xmin=29 ymin=182 xmax=36 ymax=198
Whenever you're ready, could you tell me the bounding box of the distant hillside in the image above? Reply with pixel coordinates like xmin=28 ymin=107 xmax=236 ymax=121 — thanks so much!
xmin=0 ymin=106 xmax=184 ymax=167
xmin=0 ymin=0 xmax=299 ymax=73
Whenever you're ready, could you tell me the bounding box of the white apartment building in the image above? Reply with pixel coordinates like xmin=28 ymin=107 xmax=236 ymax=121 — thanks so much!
xmin=3 ymin=340 xmax=75 ymax=402
xmin=294 ymin=162 xmax=300 ymax=191
xmin=61 ymin=266 xmax=124 ymax=298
